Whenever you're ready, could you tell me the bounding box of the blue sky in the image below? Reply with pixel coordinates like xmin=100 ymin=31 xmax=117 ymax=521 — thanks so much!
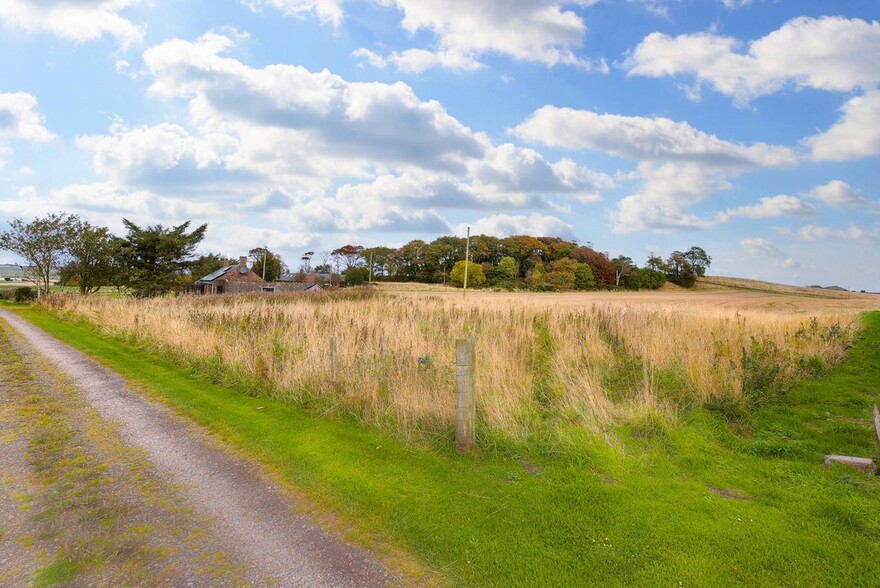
xmin=1 ymin=0 xmax=878 ymax=289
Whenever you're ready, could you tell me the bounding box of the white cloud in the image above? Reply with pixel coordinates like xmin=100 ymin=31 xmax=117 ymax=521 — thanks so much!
xmin=243 ymin=0 xmax=344 ymax=26
xmin=143 ymin=33 xmax=486 ymax=174
xmin=513 ymin=105 xmax=796 ymax=233
xmin=354 ymin=48 xmax=483 ymax=74
xmin=0 ymin=92 xmax=56 ymax=142
xmin=347 ymin=0 xmax=607 ymax=72
xmin=624 ymin=16 xmax=880 ymax=104
xmin=512 ymin=106 xmax=795 ymax=168
xmin=805 ymin=180 xmax=870 ymax=208
xmin=610 ymin=162 xmax=722 ymax=233
xmin=795 ymin=224 xmax=867 ymax=242
xmin=73 ymin=32 xmax=613 ymax=239
xmin=805 ymin=90 xmax=880 ymax=161
xmin=740 ymin=237 xmax=801 ymax=269
xmin=718 ymin=195 xmax=815 ymax=222
xmin=460 ymin=213 xmax=576 ymax=239
xmin=0 ymin=0 xmax=144 ymax=47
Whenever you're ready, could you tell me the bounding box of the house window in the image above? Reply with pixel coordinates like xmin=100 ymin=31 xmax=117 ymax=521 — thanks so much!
xmin=261 ymin=287 xmax=276 ymax=293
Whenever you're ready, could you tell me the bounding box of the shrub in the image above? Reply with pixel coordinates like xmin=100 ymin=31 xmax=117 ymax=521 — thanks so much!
xmin=343 ymin=266 xmax=369 ymax=286
xmin=624 ymin=268 xmax=666 ymax=290
xmin=450 ymin=261 xmax=485 ymax=288
xmin=13 ymin=286 xmax=37 ymax=302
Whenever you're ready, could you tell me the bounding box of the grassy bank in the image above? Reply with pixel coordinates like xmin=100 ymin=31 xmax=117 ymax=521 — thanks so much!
xmin=4 ymin=301 xmax=880 ymax=586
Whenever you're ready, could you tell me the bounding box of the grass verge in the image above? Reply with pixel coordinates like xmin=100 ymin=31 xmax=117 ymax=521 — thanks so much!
xmin=4 ymin=301 xmax=880 ymax=587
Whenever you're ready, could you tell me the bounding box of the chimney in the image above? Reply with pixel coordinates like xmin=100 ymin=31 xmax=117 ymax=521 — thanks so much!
xmin=222 ymin=259 xmax=229 ymax=267
xmin=239 ymin=256 xmax=247 ymax=270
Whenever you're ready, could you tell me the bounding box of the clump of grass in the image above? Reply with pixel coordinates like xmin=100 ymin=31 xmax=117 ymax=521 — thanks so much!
xmin=40 ymin=291 xmax=857 ymax=446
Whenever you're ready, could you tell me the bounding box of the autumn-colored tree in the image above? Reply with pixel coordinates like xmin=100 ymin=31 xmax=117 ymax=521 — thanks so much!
xmin=503 ymin=235 xmax=549 ymax=277
xmin=332 ymin=244 xmax=365 ymax=270
xmin=570 ymin=246 xmax=615 ymax=286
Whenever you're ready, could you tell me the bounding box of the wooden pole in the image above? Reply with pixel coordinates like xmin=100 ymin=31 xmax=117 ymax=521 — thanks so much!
xmin=330 ymin=337 xmax=337 ymax=384
xmin=463 ymin=226 xmax=470 ymax=297
xmin=455 ymin=339 xmax=475 ymax=453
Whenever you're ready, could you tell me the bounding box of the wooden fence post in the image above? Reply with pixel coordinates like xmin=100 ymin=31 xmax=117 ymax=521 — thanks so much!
xmin=455 ymin=339 xmax=476 ymax=453
xmin=330 ymin=337 xmax=337 ymax=384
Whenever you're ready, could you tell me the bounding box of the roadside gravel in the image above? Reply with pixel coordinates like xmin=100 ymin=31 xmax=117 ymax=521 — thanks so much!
xmin=0 ymin=308 xmax=395 ymax=587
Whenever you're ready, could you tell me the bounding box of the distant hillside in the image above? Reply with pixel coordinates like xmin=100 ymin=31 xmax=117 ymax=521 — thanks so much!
xmin=698 ymin=276 xmax=877 ymax=299
xmin=0 ymin=264 xmax=25 ymax=279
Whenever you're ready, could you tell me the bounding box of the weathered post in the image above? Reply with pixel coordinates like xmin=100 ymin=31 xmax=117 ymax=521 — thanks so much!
xmin=330 ymin=337 xmax=337 ymax=384
xmin=455 ymin=339 xmax=475 ymax=453
xmin=873 ymin=405 xmax=880 ymax=445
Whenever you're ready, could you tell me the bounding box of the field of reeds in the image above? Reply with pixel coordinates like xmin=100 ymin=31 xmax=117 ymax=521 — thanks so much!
xmin=42 ymin=289 xmax=858 ymax=447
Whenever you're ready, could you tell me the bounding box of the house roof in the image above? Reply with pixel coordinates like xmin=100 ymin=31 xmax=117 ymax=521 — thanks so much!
xmin=195 ymin=265 xmax=239 ymax=284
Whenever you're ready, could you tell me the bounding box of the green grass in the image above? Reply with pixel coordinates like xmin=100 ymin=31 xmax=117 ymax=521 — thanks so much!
xmin=5 ymin=301 xmax=880 ymax=587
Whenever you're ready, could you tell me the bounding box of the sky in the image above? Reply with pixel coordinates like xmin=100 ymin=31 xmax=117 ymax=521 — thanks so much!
xmin=0 ymin=0 xmax=878 ymax=290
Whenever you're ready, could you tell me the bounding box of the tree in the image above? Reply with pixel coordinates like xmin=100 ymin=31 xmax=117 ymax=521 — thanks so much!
xmin=645 ymin=253 xmax=668 ymax=273
xmin=502 ymin=235 xmax=549 ymax=277
xmin=188 ymin=252 xmax=231 ymax=283
xmin=332 ymin=244 xmax=365 ymax=270
xmin=118 ymin=219 xmax=207 ymax=297
xmin=300 ymin=251 xmax=314 ymax=274
xmin=0 ymin=212 xmax=77 ymax=297
xmin=570 ymin=246 xmax=615 ymax=286
xmin=65 ymin=219 xmax=118 ymax=294
xmin=544 ymin=258 xmax=577 ymax=291
xmin=684 ymin=246 xmax=712 ymax=277
xmin=449 ymin=260 xmax=485 ymax=288
xmin=250 ymin=247 xmax=287 ymax=281
xmin=497 ymin=256 xmax=517 ymax=279
xmin=624 ymin=268 xmax=666 ymax=290
xmin=666 ymin=250 xmax=698 ymax=288
xmin=611 ymin=255 xmax=635 ymax=287
xmin=574 ymin=263 xmax=596 ymax=290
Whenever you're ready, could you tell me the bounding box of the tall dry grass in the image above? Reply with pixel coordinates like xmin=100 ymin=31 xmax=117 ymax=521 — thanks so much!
xmin=42 ymin=290 xmax=857 ymax=446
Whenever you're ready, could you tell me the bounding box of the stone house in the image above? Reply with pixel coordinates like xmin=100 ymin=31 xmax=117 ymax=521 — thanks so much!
xmin=192 ymin=256 xmax=324 ymax=295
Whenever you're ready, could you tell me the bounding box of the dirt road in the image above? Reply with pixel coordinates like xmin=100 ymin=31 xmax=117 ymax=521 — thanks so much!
xmin=0 ymin=308 xmax=395 ymax=587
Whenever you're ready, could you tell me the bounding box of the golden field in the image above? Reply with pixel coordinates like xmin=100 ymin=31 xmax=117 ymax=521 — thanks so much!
xmin=43 ymin=280 xmax=877 ymax=446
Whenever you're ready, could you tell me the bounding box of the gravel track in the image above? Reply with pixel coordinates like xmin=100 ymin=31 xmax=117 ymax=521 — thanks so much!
xmin=0 ymin=308 xmax=394 ymax=587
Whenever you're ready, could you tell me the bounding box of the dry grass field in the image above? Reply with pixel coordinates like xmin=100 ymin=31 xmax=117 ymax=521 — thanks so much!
xmin=41 ymin=277 xmax=877 ymax=447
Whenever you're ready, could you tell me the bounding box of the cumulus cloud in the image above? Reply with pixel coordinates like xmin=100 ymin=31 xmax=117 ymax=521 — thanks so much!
xmin=805 ymin=180 xmax=871 ymax=208
xmin=144 ymin=33 xmax=486 ymax=174
xmin=0 ymin=92 xmax=56 ymax=142
xmin=76 ymin=122 xmax=257 ymax=192
xmin=0 ymin=0 xmax=144 ymax=47
xmin=718 ymin=195 xmax=815 ymax=222
xmin=460 ymin=213 xmax=576 ymax=239
xmin=74 ymin=32 xmax=612 ymax=238
xmin=513 ymin=105 xmax=796 ymax=232
xmin=624 ymin=16 xmax=880 ymax=104
xmin=610 ymin=162 xmax=719 ymax=233
xmin=795 ymin=224 xmax=868 ymax=242
xmin=347 ymin=0 xmax=607 ymax=72
xmin=804 ymin=90 xmax=880 ymax=161
xmin=511 ymin=106 xmax=795 ymax=168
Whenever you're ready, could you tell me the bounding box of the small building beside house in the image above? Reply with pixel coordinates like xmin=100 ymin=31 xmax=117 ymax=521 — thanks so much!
xmin=192 ymin=256 xmax=323 ymax=295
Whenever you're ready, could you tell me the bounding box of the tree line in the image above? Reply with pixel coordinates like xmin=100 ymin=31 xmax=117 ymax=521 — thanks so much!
xmin=317 ymin=236 xmax=711 ymax=291
xmin=0 ymin=212 xmax=712 ymax=296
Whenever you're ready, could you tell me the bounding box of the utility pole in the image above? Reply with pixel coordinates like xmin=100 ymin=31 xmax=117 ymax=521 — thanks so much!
xmin=368 ymin=250 xmax=373 ymax=288
xmin=463 ymin=226 xmax=470 ymax=297
xmin=262 ymin=246 xmax=267 ymax=281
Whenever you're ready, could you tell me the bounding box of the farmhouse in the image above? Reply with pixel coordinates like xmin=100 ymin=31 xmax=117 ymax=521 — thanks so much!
xmin=191 ymin=256 xmax=323 ymax=295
